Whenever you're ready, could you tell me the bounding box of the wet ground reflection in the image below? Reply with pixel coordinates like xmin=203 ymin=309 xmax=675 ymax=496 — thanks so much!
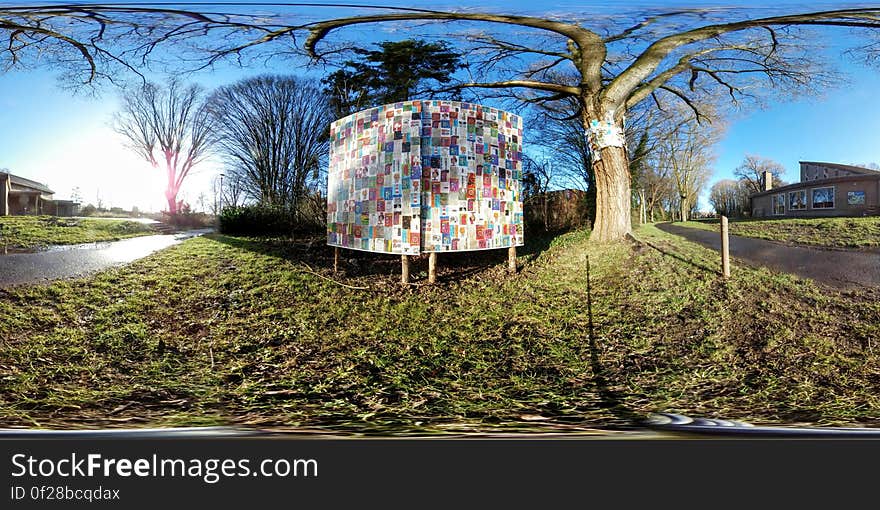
xmin=0 ymin=229 xmax=212 ymax=286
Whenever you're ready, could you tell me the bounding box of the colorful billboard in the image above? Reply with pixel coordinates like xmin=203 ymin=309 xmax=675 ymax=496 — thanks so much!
xmin=327 ymin=100 xmax=524 ymax=254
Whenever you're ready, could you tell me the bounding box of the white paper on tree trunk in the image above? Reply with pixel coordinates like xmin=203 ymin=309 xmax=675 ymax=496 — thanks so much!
xmin=326 ymin=100 xmax=525 ymax=254
xmin=585 ymin=112 xmax=625 ymax=155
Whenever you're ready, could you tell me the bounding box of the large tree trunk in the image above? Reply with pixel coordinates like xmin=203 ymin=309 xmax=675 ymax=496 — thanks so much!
xmin=165 ymin=192 xmax=178 ymax=215
xmin=583 ymin=107 xmax=632 ymax=242
xmin=590 ymin=145 xmax=632 ymax=241
xmin=164 ymin=160 xmax=180 ymax=215
xmin=637 ymin=189 xmax=647 ymax=225
xmin=584 ymin=169 xmax=597 ymax=228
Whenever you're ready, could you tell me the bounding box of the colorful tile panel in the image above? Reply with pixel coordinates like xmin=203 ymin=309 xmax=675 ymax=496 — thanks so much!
xmin=327 ymin=100 xmax=524 ymax=254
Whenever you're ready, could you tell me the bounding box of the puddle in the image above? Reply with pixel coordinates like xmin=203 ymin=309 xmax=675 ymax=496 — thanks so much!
xmin=0 ymin=229 xmax=214 ymax=286
xmin=2 ymin=228 xmax=212 ymax=254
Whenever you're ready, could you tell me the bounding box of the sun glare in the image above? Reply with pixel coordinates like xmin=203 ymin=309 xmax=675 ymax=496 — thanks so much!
xmin=19 ymin=125 xmax=218 ymax=214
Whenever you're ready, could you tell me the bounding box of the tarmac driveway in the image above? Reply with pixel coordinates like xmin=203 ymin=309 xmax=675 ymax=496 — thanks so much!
xmin=655 ymin=222 xmax=880 ymax=289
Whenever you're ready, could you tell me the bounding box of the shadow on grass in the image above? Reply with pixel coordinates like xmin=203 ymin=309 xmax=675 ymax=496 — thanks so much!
xmin=208 ymin=227 xmax=563 ymax=284
xmin=584 ymin=254 xmax=641 ymax=425
xmin=642 ymin=237 xmax=719 ymax=275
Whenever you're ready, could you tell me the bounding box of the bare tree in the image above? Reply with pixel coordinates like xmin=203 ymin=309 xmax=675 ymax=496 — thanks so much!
xmin=6 ymin=5 xmax=880 ymax=240
xmin=634 ymin=96 xmax=720 ymax=222
xmin=70 ymin=186 xmax=82 ymax=204
xmin=528 ymin=94 xmax=595 ymax=216
xmin=207 ymin=75 xmax=332 ymax=224
xmin=735 ymin=155 xmax=787 ymax=194
xmin=528 ymin=83 xmax=683 ymax=224
xmin=0 ymin=5 xmax=270 ymax=88
xmin=214 ymin=172 xmax=246 ymax=213
xmin=641 ymin=164 xmax=675 ymax=223
xmin=113 ymin=78 xmax=214 ymax=215
xmin=654 ymin=110 xmax=723 ymax=222
xmin=628 ymin=103 xmax=676 ymax=224
xmin=522 ymin=155 xmax=557 ymax=231
xmin=709 ymin=178 xmax=751 ymax=217
xmin=274 ymin=7 xmax=880 ymax=241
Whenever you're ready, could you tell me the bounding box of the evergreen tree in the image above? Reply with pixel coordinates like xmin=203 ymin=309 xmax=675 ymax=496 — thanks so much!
xmin=323 ymin=39 xmax=462 ymax=117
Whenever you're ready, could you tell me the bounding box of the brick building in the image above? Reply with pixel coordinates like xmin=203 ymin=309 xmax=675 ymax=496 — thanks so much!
xmin=750 ymin=162 xmax=880 ymax=218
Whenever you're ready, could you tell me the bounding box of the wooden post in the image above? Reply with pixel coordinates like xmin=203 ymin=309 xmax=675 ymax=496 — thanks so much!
xmin=508 ymin=245 xmax=517 ymax=273
xmin=333 ymin=247 xmax=339 ymax=273
xmin=428 ymin=252 xmax=437 ymax=284
xmin=401 ymin=254 xmax=410 ymax=284
xmin=638 ymin=188 xmax=647 ymax=225
xmin=720 ymin=215 xmax=730 ymax=279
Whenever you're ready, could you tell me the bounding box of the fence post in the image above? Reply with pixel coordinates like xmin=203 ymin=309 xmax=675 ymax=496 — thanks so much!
xmin=720 ymin=215 xmax=731 ymax=278
xmin=508 ymin=245 xmax=517 ymax=273
xmin=401 ymin=254 xmax=410 ymax=284
xmin=428 ymin=252 xmax=437 ymax=284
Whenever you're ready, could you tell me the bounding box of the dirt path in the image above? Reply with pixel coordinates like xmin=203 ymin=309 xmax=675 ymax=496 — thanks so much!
xmin=655 ymin=222 xmax=880 ymax=289
xmin=0 ymin=229 xmax=212 ymax=287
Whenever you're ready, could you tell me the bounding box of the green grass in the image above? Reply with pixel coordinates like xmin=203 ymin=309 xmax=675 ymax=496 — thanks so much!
xmin=678 ymin=217 xmax=880 ymax=248
xmin=0 ymin=216 xmax=155 ymax=249
xmin=1 ymin=226 xmax=880 ymax=432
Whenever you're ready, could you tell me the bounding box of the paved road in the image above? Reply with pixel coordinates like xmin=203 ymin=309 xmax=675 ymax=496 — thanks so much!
xmin=0 ymin=229 xmax=212 ymax=287
xmin=655 ymin=222 xmax=880 ymax=289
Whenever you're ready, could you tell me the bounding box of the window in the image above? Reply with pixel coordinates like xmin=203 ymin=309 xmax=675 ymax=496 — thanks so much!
xmin=772 ymin=194 xmax=785 ymax=215
xmin=788 ymin=190 xmax=807 ymax=210
xmin=812 ymin=187 xmax=835 ymax=209
xmin=848 ymin=191 xmax=866 ymax=205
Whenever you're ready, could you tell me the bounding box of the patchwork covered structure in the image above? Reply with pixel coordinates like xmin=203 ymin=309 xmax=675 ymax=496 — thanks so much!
xmin=327 ymin=100 xmax=524 ymax=254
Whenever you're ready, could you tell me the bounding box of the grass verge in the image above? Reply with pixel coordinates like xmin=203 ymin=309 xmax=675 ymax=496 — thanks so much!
xmin=1 ymin=226 xmax=879 ymax=431
xmin=679 ymin=217 xmax=880 ymax=249
xmin=0 ymin=216 xmax=155 ymax=250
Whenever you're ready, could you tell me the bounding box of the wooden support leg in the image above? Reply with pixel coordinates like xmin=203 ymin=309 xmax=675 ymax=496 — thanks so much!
xmin=508 ymin=245 xmax=517 ymax=273
xmin=428 ymin=252 xmax=437 ymax=284
xmin=333 ymin=247 xmax=339 ymax=273
xmin=401 ymin=254 xmax=410 ymax=284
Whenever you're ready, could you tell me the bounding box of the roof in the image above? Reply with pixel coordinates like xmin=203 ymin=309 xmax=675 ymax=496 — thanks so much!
xmin=800 ymin=161 xmax=880 ymax=176
xmin=0 ymin=171 xmax=54 ymax=194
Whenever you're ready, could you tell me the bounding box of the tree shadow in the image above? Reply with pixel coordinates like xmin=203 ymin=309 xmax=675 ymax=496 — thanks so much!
xmin=642 ymin=239 xmax=720 ymax=275
xmin=519 ymin=227 xmax=567 ymax=263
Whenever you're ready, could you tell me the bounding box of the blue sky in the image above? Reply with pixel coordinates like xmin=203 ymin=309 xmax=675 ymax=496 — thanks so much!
xmin=0 ymin=1 xmax=877 ymax=212
xmin=711 ymin=51 xmax=880 ymax=200
xmin=0 ymin=67 xmax=254 ymax=212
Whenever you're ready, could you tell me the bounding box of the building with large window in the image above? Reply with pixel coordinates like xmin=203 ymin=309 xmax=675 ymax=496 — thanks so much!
xmin=749 ymin=162 xmax=880 ymax=218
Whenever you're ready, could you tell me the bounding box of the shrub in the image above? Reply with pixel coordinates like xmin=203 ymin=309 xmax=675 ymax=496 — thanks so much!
xmin=163 ymin=211 xmax=214 ymax=229
xmin=107 ymin=221 xmax=153 ymax=235
xmin=219 ymin=205 xmax=297 ymax=236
